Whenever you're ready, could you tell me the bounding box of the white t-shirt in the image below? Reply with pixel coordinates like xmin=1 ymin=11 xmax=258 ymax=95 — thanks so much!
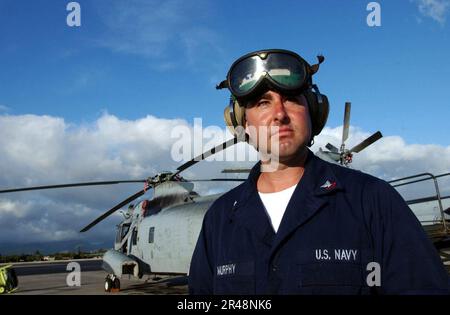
xmin=258 ymin=184 xmax=298 ymax=233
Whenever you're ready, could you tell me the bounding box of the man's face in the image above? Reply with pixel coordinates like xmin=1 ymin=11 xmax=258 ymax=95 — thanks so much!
xmin=244 ymin=90 xmax=312 ymax=163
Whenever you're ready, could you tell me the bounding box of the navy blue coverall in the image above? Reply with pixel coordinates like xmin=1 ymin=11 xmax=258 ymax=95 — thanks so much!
xmin=189 ymin=150 xmax=449 ymax=294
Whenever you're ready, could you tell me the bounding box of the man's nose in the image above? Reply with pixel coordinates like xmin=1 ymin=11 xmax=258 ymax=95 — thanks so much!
xmin=272 ymin=95 xmax=289 ymax=122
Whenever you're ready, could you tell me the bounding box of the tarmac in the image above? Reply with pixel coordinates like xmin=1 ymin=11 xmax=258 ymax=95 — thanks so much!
xmin=7 ymin=259 xmax=188 ymax=295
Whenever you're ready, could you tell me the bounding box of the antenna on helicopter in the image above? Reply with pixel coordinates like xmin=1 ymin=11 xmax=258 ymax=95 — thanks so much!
xmin=317 ymin=102 xmax=383 ymax=166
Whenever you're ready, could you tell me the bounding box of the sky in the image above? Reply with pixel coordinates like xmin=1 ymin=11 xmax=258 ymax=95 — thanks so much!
xmin=0 ymin=0 xmax=449 ymax=254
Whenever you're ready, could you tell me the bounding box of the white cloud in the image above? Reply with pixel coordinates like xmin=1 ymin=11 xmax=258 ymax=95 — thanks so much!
xmin=415 ymin=0 xmax=450 ymax=25
xmin=0 ymin=196 xmax=117 ymax=244
xmin=0 ymin=199 xmax=33 ymax=219
xmin=0 ymin=113 xmax=449 ymax=250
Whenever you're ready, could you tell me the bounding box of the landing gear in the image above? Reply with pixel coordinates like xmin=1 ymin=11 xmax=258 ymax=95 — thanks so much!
xmin=104 ymin=278 xmax=113 ymax=292
xmin=113 ymin=278 xmax=120 ymax=291
xmin=104 ymin=274 xmax=120 ymax=292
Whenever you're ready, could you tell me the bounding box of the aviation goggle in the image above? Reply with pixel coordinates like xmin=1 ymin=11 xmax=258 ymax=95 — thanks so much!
xmin=217 ymin=49 xmax=321 ymax=100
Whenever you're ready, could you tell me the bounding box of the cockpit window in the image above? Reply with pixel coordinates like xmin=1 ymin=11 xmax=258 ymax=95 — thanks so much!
xmin=131 ymin=228 xmax=138 ymax=245
xmin=116 ymin=223 xmax=130 ymax=243
xmin=121 ymin=224 xmax=130 ymax=239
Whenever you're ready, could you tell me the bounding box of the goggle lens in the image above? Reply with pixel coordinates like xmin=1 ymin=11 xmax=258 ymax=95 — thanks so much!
xmin=229 ymin=52 xmax=307 ymax=97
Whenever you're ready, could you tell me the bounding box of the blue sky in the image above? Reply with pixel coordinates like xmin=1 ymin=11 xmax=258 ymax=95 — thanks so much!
xmin=1 ymin=0 xmax=449 ymax=145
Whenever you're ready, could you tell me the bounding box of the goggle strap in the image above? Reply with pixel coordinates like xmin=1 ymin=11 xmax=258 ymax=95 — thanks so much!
xmin=311 ymin=84 xmax=323 ymax=104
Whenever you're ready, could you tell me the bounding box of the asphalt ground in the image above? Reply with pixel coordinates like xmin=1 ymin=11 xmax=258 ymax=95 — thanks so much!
xmin=12 ymin=259 xmax=103 ymax=276
xmin=6 ymin=260 xmax=188 ymax=295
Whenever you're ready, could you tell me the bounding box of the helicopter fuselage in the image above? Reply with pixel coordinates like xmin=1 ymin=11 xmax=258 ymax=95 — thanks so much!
xmin=108 ymin=186 xmax=222 ymax=278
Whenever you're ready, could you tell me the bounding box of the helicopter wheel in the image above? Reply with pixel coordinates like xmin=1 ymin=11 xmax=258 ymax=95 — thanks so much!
xmin=0 ymin=286 xmax=5 ymax=294
xmin=104 ymin=277 xmax=113 ymax=292
xmin=113 ymin=278 xmax=120 ymax=291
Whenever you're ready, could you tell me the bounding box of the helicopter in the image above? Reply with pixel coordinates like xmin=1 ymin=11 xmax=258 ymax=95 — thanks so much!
xmin=315 ymin=102 xmax=383 ymax=166
xmin=1 ymin=102 xmax=449 ymax=292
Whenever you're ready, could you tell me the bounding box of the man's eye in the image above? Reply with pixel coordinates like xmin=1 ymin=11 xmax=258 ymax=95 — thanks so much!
xmin=257 ymin=100 xmax=270 ymax=107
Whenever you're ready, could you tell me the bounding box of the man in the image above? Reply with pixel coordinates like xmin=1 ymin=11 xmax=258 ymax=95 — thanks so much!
xmin=188 ymin=49 xmax=449 ymax=294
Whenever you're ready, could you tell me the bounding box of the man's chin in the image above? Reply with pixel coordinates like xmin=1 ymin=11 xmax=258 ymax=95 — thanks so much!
xmin=258 ymin=142 xmax=308 ymax=163
xmin=275 ymin=146 xmax=308 ymax=163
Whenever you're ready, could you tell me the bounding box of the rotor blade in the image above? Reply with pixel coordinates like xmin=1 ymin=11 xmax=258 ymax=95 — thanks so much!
xmin=325 ymin=143 xmax=339 ymax=153
xmin=349 ymin=131 xmax=383 ymax=153
xmin=188 ymin=178 xmax=246 ymax=182
xmin=82 ymin=137 xmax=243 ymax=232
xmin=172 ymin=137 xmax=240 ymax=177
xmin=0 ymin=180 xmax=146 ymax=194
xmin=80 ymin=189 xmax=147 ymax=233
xmin=221 ymin=168 xmax=251 ymax=174
xmin=342 ymin=102 xmax=351 ymax=145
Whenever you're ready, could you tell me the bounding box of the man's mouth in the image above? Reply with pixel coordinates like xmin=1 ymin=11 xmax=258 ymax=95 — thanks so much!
xmin=271 ymin=126 xmax=294 ymax=137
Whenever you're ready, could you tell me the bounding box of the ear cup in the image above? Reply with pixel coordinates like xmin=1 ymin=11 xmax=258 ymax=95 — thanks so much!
xmin=233 ymin=100 xmax=246 ymax=127
xmin=304 ymin=90 xmax=329 ymax=137
xmin=223 ymin=106 xmax=235 ymax=133
xmin=223 ymin=98 xmax=246 ymax=137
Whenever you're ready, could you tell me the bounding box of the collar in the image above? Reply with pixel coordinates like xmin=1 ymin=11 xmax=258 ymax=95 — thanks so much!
xmin=229 ymin=149 xmax=345 ymax=251
xmin=233 ymin=149 xmax=343 ymax=210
